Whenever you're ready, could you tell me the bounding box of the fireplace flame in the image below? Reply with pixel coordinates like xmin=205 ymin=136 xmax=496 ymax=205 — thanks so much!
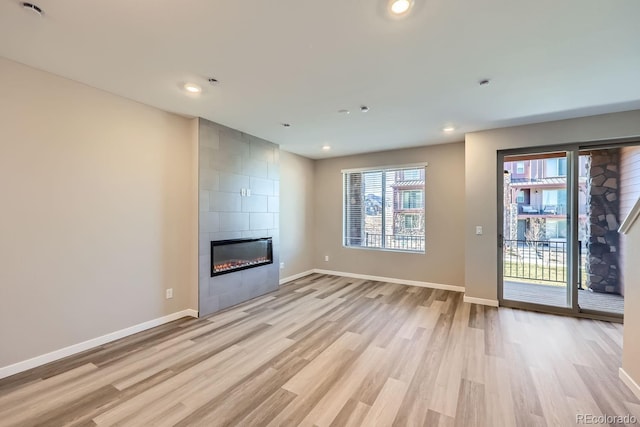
xmin=214 ymin=256 xmax=269 ymax=273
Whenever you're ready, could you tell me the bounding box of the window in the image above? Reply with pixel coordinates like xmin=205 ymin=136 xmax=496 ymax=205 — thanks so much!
xmin=542 ymin=189 xmax=567 ymax=214
xmin=546 ymin=219 xmax=567 ymax=239
xmin=403 ymin=169 xmax=421 ymax=180
xmin=516 ymin=162 xmax=525 ymax=174
xmin=545 ymin=158 xmax=567 ymax=177
xmin=516 ymin=191 xmax=525 ymax=203
xmin=343 ymin=166 xmax=425 ymax=252
xmin=402 ymin=190 xmax=423 ymax=209
xmin=404 ymin=214 xmax=421 ymax=229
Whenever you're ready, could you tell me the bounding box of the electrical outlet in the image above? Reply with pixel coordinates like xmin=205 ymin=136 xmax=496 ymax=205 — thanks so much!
xmin=324 ymin=255 xmax=329 ymax=262
xmin=475 ymin=226 xmax=483 ymax=235
xmin=166 ymin=288 xmax=173 ymax=299
xmin=280 ymin=262 xmax=285 ymax=269
xmin=241 ymin=188 xmax=247 ymax=197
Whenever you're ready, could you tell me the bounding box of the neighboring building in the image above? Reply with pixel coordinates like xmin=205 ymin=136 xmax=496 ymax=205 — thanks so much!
xmin=504 ymin=157 xmax=589 ymax=241
xmin=347 ymin=167 xmax=425 ymax=251
xmin=391 ymin=168 xmax=425 ymax=235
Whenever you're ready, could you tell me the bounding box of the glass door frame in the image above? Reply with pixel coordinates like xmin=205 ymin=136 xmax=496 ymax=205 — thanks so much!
xmin=498 ymin=145 xmax=577 ymax=317
xmin=497 ymin=138 xmax=639 ymax=323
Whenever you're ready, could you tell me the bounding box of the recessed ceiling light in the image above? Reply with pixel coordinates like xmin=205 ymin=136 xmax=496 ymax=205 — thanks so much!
xmin=390 ymin=0 xmax=413 ymax=15
xmin=21 ymin=2 xmax=43 ymax=16
xmin=183 ymin=83 xmax=202 ymax=94
xmin=322 ymin=145 xmax=331 ymax=151
xmin=360 ymin=105 xmax=370 ymax=113
xmin=282 ymin=123 xmax=291 ymax=128
xmin=443 ymin=126 xmax=455 ymax=133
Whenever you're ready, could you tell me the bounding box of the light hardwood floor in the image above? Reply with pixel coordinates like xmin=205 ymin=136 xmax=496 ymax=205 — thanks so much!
xmin=1 ymin=274 xmax=638 ymax=426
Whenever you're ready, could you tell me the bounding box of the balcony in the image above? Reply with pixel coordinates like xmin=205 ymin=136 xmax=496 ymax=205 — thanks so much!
xmin=519 ymin=204 xmax=566 ymax=215
xmin=502 ymin=239 xmax=623 ymax=314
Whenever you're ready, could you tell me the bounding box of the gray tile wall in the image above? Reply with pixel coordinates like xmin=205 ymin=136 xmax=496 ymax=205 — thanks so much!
xmin=198 ymin=118 xmax=280 ymax=316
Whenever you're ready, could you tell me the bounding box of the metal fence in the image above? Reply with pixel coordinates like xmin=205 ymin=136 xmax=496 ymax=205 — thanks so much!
xmin=364 ymin=233 xmax=425 ymax=251
xmin=503 ymin=239 xmax=583 ymax=287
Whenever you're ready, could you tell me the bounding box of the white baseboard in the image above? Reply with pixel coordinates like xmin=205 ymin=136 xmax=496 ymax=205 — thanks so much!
xmin=463 ymin=296 xmax=500 ymax=307
xmin=619 ymin=368 xmax=640 ymax=400
xmin=0 ymin=309 xmax=198 ymax=380
xmin=313 ymin=269 xmax=465 ymax=293
xmin=184 ymin=309 xmax=199 ymax=318
xmin=279 ymin=269 xmax=315 ymax=285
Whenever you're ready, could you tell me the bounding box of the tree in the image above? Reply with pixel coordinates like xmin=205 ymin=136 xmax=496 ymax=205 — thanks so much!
xmin=525 ymin=218 xmax=545 ymax=252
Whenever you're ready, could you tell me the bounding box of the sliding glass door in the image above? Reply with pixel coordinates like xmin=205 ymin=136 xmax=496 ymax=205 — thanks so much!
xmin=500 ymin=151 xmax=572 ymax=309
xmin=499 ymin=140 xmax=640 ymax=320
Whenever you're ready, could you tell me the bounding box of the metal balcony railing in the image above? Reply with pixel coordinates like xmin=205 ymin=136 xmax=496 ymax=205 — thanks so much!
xmin=518 ymin=204 xmax=567 ymax=215
xmin=503 ymin=239 xmax=583 ymax=288
xmin=363 ymin=233 xmax=425 ymax=251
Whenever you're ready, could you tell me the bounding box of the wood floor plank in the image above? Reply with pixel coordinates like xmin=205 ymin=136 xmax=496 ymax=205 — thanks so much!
xmin=91 ymin=344 xmax=246 ymax=425
xmin=0 ymin=362 xmax=97 ymax=411
xmin=453 ymin=379 xmax=485 ymax=427
xmin=298 ymin=344 xmax=385 ymax=426
xmin=483 ymin=355 xmax=517 ymax=427
xmin=29 ymin=384 xmax=120 ymax=427
xmin=1 ymin=340 xmax=197 ymax=425
xmin=0 ymin=274 xmax=636 ymax=427
xmin=361 ymin=377 xmax=409 ymax=427
xmin=328 ymin=399 xmax=370 ymax=427
xmin=236 ymin=387 xmax=298 ymax=426
xmin=623 ymin=400 xmax=640 ymax=421
xmin=63 ymin=368 xmax=178 ymax=427
xmin=531 ymin=365 xmax=578 ymax=427
xmin=461 ymin=327 xmax=485 ymax=385
xmin=424 ymin=409 xmax=456 ymax=427
xmin=429 ymin=296 xmax=470 ymax=418
xmin=196 ymin=356 xmax=310 ymax=427
xmin=351 ymin=338 xmax=406 ymax=406
xmin=265 ymin=352 xmax=363 ymax=426
xmin=505 ymin=342 xmax=546 ymax=422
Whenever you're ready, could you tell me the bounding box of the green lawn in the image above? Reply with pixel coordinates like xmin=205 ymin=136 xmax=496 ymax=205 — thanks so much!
xmin=504 ymin=262 xmax=588 ymax=287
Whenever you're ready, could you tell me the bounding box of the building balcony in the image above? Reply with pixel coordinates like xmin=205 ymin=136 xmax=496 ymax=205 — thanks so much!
xmin=518 ymin=204 xmax=566 ymax=215
xmin=516 ymin=204 xmax=588 ymax=217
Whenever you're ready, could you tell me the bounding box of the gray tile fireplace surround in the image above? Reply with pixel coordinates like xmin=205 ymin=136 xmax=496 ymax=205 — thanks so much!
xmin=198 ymin=118 xmax=279 ymax=317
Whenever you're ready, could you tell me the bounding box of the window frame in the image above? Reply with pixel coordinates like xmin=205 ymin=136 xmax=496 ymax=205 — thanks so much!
xmin=342 ymin=163 xmax=427 ymax=254
xmin=401 ymin=190 xmax=424 ymax=210
xmin=403 ymin=213 xmax=421 ymax=230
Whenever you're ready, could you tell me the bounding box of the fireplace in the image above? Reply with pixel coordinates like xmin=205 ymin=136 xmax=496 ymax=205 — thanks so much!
xmin=211 ymin=237 xmax=273 ymax=277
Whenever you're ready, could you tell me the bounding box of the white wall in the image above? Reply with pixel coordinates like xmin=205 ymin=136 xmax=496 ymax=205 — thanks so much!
xmin=313 ymin=143 xmax=465 ymax=286
xmin=619 ymin=146 xmax=640 ymax=297
xmin=0 ymin=58 xmax=198 ymax=369
xmin=279 ymin=151 xmax=316 ymax=279
xmin=622 ymin=202 xmax=640 ymax=390
xmin=465 ymin=110 xmax=640 ymax=301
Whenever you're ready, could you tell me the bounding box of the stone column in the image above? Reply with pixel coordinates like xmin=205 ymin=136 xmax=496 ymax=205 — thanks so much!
xmin=587 ymin=149 xmax=621 ymax=294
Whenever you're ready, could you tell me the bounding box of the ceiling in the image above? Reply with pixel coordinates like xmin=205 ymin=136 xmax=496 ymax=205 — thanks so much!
xmin=1 ymin=0 xmax=640 ymax=159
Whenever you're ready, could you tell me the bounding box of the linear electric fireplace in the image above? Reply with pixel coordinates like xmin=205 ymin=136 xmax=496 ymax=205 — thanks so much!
xmin=211 ymin=237 xmax=273 ymax=277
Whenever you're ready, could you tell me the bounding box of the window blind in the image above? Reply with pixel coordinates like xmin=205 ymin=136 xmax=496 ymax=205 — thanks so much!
xmin=343 ymin=166 xmax=425 ymax=252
